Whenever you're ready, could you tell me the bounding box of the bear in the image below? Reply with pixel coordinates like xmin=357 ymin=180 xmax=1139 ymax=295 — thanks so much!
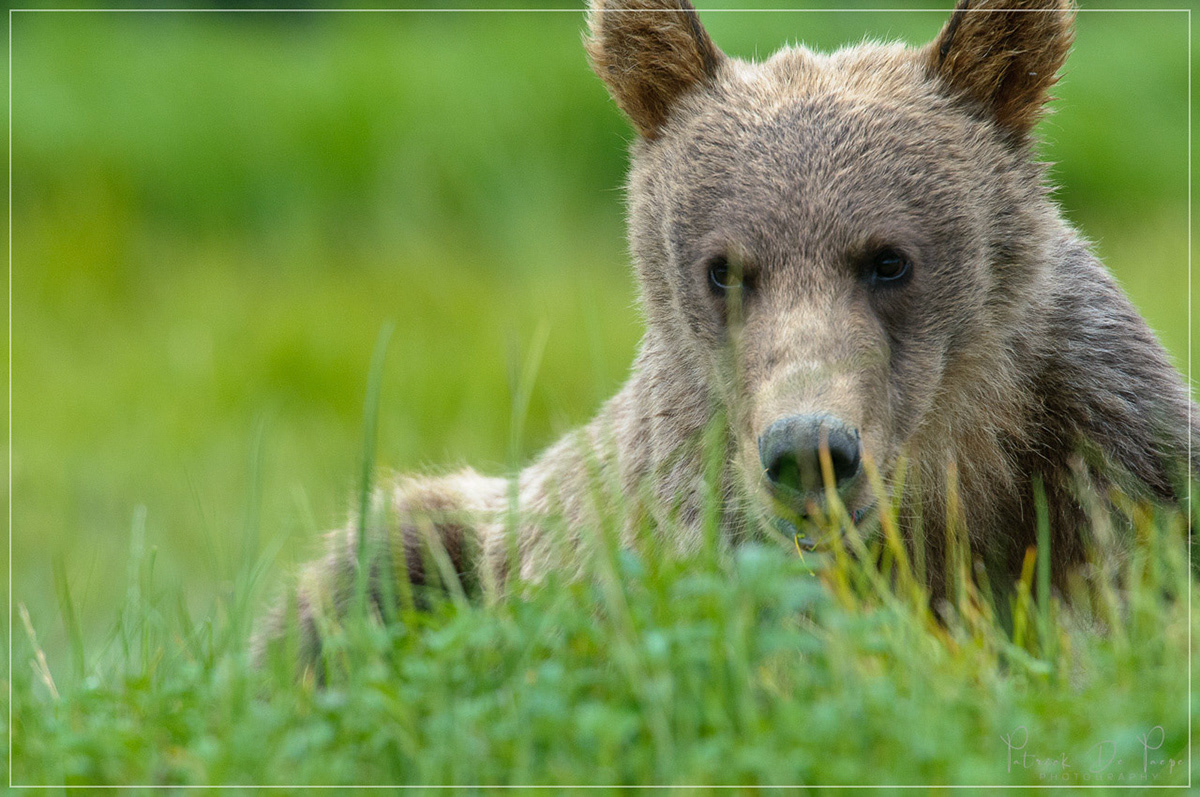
xmin=255 ymin=0 xmax=1198 ymax=668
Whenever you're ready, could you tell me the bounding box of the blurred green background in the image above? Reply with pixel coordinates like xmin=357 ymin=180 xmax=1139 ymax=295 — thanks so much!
xmin=10 ymin=3 xmax=1192 ymax=662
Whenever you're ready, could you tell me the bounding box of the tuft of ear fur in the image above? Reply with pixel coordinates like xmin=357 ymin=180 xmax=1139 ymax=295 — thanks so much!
xmin=926 ymin=0 xmax=1075 ymax=137
xmin=586 ymin=0 xmax=724 ymax=139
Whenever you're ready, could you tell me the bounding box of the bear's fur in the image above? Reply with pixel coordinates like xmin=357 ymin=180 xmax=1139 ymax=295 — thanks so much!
xmin=256 ymin=0 xmax=1198 ymax=666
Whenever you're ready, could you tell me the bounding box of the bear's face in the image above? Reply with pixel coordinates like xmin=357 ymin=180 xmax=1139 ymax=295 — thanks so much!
xmin=587 ymin=0 xmax=1073 ymax=537
xmin=628 ymin=44 xmax=1021 ymax=527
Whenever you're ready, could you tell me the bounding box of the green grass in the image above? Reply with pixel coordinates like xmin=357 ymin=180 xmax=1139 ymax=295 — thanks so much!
xmin=7 ymin=5 xmax=1196 ymax=787
xmin=13 ymin=462 xmax=1195 ymax=786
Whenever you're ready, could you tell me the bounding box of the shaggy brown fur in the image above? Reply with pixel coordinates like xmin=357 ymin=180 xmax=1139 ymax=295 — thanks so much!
xmin=929 ymin=0 xmax=1074 ymax=137
xmin=256 ymin=0 xmax=1197 ymax=667
xmin=585 ymin=0 xmax=723 ymax=138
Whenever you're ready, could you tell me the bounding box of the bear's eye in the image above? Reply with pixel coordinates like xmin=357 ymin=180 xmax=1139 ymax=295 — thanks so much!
xmin=868 ymin=247 xmax=913 ymax=285
xmin=708 ymin=256 xmax=742 ymax=293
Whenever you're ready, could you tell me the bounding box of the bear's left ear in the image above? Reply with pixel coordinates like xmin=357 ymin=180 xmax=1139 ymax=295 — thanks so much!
xmin=586 ymin=0 xmax=725 ymax=139
xmin=925 ymin=0 xmax=1074 ymax=138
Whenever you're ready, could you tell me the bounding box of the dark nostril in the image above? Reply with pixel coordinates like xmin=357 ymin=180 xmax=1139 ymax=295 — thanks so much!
xmin=758 ymin=413 xmax=862 ymax=493
xmin=828 ymin=436 xmax=862 ymax=483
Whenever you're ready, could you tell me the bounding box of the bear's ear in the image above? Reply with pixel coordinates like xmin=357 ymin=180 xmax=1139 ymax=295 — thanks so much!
xmin=925 ymin=0 xmax=1074 ymax=137
xmin=586 ymin=0 xmax=725 ymax=139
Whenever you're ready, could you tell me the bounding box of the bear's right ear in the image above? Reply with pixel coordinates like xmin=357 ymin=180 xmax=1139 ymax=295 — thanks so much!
xmin=586 ymin=0 xmax=725 ymax=139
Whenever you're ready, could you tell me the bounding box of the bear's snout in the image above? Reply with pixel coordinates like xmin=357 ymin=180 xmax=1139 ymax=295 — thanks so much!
xmin=757 ymin=413 xmax=862 ymax=501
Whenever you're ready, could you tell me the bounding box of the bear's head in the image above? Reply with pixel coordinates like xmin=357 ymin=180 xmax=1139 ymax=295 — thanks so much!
xmin=586 ymin=0 xmax=1075 ymax=539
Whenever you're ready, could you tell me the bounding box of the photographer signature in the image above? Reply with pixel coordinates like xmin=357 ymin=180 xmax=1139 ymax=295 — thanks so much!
xmin=1001 ymin=726 xmax=1183 ymax=781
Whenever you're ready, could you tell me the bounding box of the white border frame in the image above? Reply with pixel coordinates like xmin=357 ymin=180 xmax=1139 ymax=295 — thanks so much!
xmin=5 ymin=4 xmax=1193 ymax=791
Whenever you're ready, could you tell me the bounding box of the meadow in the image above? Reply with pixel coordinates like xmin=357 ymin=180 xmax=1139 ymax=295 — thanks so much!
xmin=7 ymin=3 xmax=1195 ymax=787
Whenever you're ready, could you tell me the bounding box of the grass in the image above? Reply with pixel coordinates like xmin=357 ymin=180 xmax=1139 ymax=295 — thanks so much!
xmin=13 ymin=440 xmax=1195 ymax=786
xmin=7 ymin=5 xmax=1196 ymax=788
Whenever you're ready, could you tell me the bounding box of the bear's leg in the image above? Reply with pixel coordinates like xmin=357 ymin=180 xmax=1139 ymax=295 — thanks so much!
xmin=253 ymin=468 xmax=510 ymax=676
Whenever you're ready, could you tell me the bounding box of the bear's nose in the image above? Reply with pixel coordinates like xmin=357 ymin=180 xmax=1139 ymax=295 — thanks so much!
xmin=758 ymin=413 xmax=862 ymax=495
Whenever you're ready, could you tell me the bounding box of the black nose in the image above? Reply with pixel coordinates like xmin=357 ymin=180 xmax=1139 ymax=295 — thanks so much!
xmin=758 ymin=413 xmax=862 ymax=494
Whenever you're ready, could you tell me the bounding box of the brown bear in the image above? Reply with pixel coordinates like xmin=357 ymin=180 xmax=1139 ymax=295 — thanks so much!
xmin=256 ymin=0 xmax=1198 ymax=666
